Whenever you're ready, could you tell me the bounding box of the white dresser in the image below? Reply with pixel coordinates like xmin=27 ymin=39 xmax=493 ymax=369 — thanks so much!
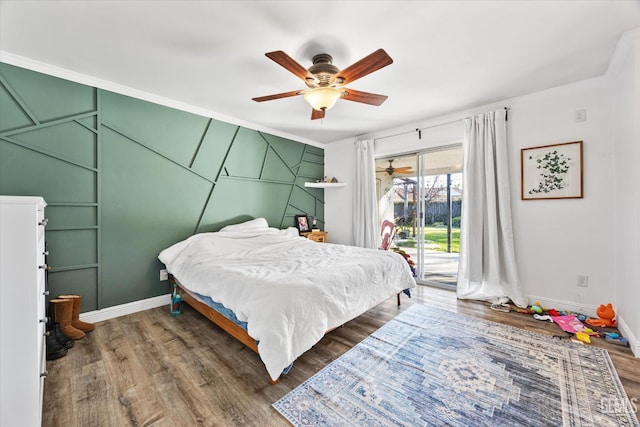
xmin=0 ymin=196 xmax=48 ymax=427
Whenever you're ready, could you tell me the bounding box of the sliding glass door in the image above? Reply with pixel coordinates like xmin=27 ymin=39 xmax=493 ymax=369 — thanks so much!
xmin=376 ymin=145 xmax=462 ymax=288
xmin=415 ymin=146 xmax=462 ymax=288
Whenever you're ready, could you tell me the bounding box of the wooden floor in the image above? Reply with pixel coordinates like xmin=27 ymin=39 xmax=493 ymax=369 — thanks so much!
xmin=42 ymin=285 xmax=640 ymax=426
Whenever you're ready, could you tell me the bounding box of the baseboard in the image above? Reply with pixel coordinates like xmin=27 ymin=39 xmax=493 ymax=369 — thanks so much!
xmin=79 ymin=294 xmax=170 ymax=323
xmin=527 ymin=294 xmax=598 ymax=318
xmin=617 ymin=315 xmax=640 ymax=358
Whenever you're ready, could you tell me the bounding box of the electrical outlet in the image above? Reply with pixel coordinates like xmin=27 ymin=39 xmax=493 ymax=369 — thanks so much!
xmin=575 ymin=109 xmax=587 ymax=122
xmin=160 ymin=269 xmax=168 ymax=281
xmin=577 ymin=275 xmax=589 ymax=287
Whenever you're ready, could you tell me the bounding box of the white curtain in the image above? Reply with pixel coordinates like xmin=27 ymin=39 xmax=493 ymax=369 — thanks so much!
xmin=456 ymin=109 xmax=526 ymax=307
xmin=353 ymin=140 xmax=379 ymax=249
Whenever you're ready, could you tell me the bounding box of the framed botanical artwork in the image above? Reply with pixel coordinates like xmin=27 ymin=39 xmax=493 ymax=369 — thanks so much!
xmin=294 ymin=215 xmax=310 ymax=233
xmin=521 ymin=141 xmax=583 ymax=200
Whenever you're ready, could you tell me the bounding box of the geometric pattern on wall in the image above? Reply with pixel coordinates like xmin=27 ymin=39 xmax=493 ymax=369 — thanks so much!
xmin=0 ymin=62 xmax=324 ymax=310
xmin=0 ymin=64 xmax=101 ymax=311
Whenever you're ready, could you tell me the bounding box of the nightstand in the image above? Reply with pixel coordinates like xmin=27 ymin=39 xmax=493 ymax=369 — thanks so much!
xmin=301 ymin=231 xmax=328 ymax=243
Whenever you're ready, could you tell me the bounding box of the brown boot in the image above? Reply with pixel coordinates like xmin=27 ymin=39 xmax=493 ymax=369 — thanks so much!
xmin=58 ymin=294 xmax=95 ymax=332
xmin=50 ymin=299 xmax=85 ymax=340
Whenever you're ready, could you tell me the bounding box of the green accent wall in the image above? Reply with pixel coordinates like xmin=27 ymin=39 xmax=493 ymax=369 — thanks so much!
xmin=0 ymin=62 xmax=324 ymax=311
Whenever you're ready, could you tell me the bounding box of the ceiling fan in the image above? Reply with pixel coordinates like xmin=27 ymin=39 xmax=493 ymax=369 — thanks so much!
xmin=252 ymin=49 xmax=393 ymax=120
xmin=377 ymin=160 xmax=413 ymax=175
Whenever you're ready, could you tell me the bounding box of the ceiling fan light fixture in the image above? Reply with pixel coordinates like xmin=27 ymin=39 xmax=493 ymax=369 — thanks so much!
xmin=304 ymin=87 xmax=342 ymax=111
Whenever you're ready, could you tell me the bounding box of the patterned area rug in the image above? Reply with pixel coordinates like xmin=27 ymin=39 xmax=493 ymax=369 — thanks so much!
xmin=274 ymin=304 xmax=639 ymax=426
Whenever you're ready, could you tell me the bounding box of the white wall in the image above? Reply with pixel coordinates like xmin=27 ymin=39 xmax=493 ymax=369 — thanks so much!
xmin=609 ymin=29 xmax=640 ymax=356
xmin=326 ymin=67 xmax=617 ymax=317
xmin=508 ymin=77 xmax=614 ymax=314
xmin=324 ymin=142 xmax=356 ymax=245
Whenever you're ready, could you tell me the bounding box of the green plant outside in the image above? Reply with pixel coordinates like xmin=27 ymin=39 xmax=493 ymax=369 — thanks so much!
xmin=396 ymin=239 xmax=416 ymax=248
xmin=396 ymin=227 xmax=460 ymax=253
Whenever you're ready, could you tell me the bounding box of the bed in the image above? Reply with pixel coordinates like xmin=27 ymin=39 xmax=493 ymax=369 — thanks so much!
xmin=158 ymin=218 xmax=416 ymax=382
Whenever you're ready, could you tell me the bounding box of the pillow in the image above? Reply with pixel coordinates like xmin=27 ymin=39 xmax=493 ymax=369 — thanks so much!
xmin=219 ymin=217 xmax=269 ymax=232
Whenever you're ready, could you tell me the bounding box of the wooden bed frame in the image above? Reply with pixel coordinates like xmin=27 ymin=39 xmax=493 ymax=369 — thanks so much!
xmin=170 ymin=275 xmax=403 ymax=383
xmin=173 ymin=278 xmax=259 ymax=352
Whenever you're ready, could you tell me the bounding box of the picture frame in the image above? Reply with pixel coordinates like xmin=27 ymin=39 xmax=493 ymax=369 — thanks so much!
xmin=521 ymin=141 xmax=583 ymax=200
xmin=294 ymin=215 xmax=310 ymax=233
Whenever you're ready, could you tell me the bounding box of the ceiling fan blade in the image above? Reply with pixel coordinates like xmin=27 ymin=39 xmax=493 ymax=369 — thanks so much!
xmin=311 ymin=108 xmax=325 ymax=120
xmin=265 ymin=51 xmax=313 ymax=81
xmin=337 ymin=49 xmax=393 ymax=85
xmin=394 ymin=167 xmax=413 ymax=172
xmin=252 ymin=90 xmax=302 ymax=102
xmin=395 ymin=170 xmax=414 ymax=174
xmin=341 ymin=88 xmax=388 ymax=106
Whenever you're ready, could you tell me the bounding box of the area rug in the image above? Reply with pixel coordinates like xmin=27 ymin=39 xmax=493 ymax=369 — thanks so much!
xmin=274 ymin=304 xmax=639 ymax=426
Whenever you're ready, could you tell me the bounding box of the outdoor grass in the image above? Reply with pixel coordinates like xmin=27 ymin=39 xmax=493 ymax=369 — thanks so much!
xmin=396 ymin=226 xmax=460 ymax=253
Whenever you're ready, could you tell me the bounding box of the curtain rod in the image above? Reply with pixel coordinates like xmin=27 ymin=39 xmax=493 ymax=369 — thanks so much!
xmin=374 ymin=107 xmax=509 ymax=142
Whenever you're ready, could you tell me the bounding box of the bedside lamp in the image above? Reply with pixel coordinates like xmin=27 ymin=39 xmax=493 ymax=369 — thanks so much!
xmin=310 ymin=216 xmax=319 ymax=232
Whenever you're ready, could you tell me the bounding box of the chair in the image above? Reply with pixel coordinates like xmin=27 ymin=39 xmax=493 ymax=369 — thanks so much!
xmin=379 ymin=219 xmax=395 ymax=250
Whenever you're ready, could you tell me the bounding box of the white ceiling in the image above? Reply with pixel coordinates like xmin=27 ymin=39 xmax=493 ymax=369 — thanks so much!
xmin=1 ymin=1 xmax=639 ymax=145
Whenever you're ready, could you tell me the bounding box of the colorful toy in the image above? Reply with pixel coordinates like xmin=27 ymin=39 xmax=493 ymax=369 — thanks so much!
xmin=585 ymin=303 xmax=617 ymax=328
xmin=602 ymin=332 xmax=629 ymax=346
xmin=531 ymin=301 xmax=543 ymax=314
xmin=551 ymin=314 xmax=589 ymax=334
xmin=575 ymin=332 xmax=591 ymax=344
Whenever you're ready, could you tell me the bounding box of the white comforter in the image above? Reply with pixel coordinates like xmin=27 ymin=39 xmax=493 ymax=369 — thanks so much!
xmin=158 ymin=222 xmax=416 ymax=381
